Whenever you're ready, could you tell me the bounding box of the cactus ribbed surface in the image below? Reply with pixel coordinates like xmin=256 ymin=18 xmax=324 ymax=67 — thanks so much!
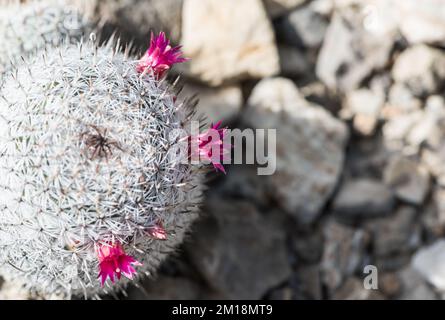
xmin=0 ymin=38 xmax=205 ymax=299
xmin=0 ymin=0 xmax=92 ymax=73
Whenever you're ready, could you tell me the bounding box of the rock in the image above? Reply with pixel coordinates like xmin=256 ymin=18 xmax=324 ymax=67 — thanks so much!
xmin=398 ymin=266 xmax=437 ymax=300
xmin=125 ymin=276 xmax=203 ymax=300
xmin=294 ymin=264 xmax=322 ymax=299
xmin=366 ymin=206 xmax=420 ymax=257
xmin=384 ymin=156 xmax=430 ymax=205
xmin=343 ymin=88 xmax=384 ymax=136
xmin=421 ymin=194 xmax=445 ymax=239
xmin=181 ymin=0 xmax=279 ymax=86
xmin=332 ymin=179 xmax=395 ymax=219
xmin=292 ymin=231 xmax=324 ymax=264
xmin=316 ymin=11 xmax=395 ymax=92
xmin=379 ymin=272 xmax=401 ymax=298
xmin=186 ymin=198 xmax=291 ymax=299
xmin=333 ymin=277 xmax=383 ymax=300
xmin=374 ymin=254 xmax=412 ymax=272
xmin=275 ymin=3 xmax=328 ymax=49
xmin=321 ymin=220 xmax=368 ymax=293
xmin=299 ymin=81 xmax=341 ymax=115
xmin=384 ymin=84 xmax=422 ymax=119
xmin=243 ymin=78 xmax=348 ymax=223
xmin=278 ymin=45 xmax=310 ymax=78
xmin=310 ymin=0 xmax=334 ymax=16
xmin=392 ymin=45 xmax=445 ymax=97
xmin=342 ymin=124 xmax=388 ymax=174
xmin=344 ymin=89 xmax=384 ymax=118
xmin=408 ymin=96 xmax=445 ymax=150
xmin=396 ymin=0 xmax=445 ymax=45
xmin=433 ymin=189 xmax=445 ymax=228
xmin=383 ymin=96 xmax=445 ymax=154
xmin=216 ymin=165 xmax=271 ymax=207
xmin=412 ymin=240 xmax=445 ymax=292
xmin=75 ymin=0 xmax=183 ymax=47
xmin=180 ymin=82 xmax=242 ymax=123
xmin=383 ymin=111 xmax=424 ymax=153
xmin=417 ymin=96 xmax=445 ymax=182
xmin=267 ymin=286 xmax=294 ymax=300
xmin=422 ymin=149 xmax=445 ymax=187
xmin=263 ymin=0 xmax=307 ymax=18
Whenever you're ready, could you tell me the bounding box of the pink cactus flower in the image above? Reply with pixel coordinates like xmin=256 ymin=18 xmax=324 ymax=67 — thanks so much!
xmin=147 ymin=222 xmax=167 ymax=240
xmin=97 ymin=242 xmax=141 ymax=286
xmin=191 ymin=121 xmax=231 ymax=174
xmin=137 ymin=32 xmax=188 ymax=78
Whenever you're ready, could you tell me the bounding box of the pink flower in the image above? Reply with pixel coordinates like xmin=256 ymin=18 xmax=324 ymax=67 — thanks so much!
xmin=147 ymin=222 xmax=167 ymax=240
xmin=137 ymin=32 xmax=188 ymax=78
xmin=97 ymin=242 xmax=141 ymax=286
xmin=191 ymin=121 xmax=231 ymax=174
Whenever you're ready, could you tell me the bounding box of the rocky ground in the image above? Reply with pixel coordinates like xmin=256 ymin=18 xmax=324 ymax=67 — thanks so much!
xmin=3 ymin=0 xmax=445 ymax=300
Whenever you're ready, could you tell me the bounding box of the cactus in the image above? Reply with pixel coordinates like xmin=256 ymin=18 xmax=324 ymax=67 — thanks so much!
xmin=0 ymin=32 xmax=210 ymax=299
xmin=0 ymin=0 xmax=92 ymax=73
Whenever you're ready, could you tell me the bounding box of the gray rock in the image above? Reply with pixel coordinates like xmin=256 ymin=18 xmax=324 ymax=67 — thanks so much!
xmin=243 ymin=78 xmax=348 ymax=224
xmin=75 ymin=0 xmax=183 ymax=46
xmin=180 ymin=82 xmax=242 ymax=123
xmin=263 ymin=0 xmax=307 ymax=18
xmin=379 ymin=272 xmax=401 ymax=298
xmin=181 ymin=0 xmax=279 ymax=86
xmin=292 ymin=231 xmax=324 ymax=264
xmin=421 ymin=193 xmax=445 ymax=239
xmin=186 ymin=198 xmax=291 ymax=299
xmin=299 ymin=81 xmax=341 ymax=113
xmin=332 ymin=179 xmax=395 ymax=219
xmin=375 ymin=254 xmax=412 ymax=272
xmin=125 ymin=276 xmax=203 ymax=300
xmin=384 ymin=156 xmax=430 ymax=205
xmin=267 ymin=286 xmax=294 ymax=300
xmin=295 ymin=264 xmax=322 ymax=299
xmin=316 ymin=12 xmax=395 ymax=92
xmin=276 ymin=3 xmax=328 ymax=49
xmin=412 ymin=240 xmax=445 ymax=292
xmin=333 ymin=277 xmax=384 ymax=300
xmin=216 ymin=165 xmax=270 ymax=207
xmin=321 ymin=220 xmax=368 ymax=293
xmin=398 ymin=266 xmax=437 ymax=300
xmin=278 ymin=45 xmax=310 ymax=78
xmin=433 ymin=188 xmax=445 ymax=230
xmin=366 ymin=206 xmax=419 ymax=257
xmin=392 ymin=45 xmax=445 ymax=97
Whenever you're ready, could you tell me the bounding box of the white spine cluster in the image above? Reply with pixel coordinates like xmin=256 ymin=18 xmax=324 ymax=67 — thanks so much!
xmin=0 ymin=0 xmax=92 ymax=73
xmin=0 ymin=39 xmax=205 ymax=299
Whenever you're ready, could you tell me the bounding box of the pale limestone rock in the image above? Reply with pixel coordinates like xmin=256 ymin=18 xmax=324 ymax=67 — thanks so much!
xmin=181 ymin=0 xmax=279 ymax=86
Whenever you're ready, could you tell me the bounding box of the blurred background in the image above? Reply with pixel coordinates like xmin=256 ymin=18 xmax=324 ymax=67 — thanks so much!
xmin=2 ymin=0 xmax=445 ymax=300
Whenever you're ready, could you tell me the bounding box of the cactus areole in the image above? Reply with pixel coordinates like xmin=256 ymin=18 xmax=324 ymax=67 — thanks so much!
xmin=0 ymin=32 xmax=226 ymax=299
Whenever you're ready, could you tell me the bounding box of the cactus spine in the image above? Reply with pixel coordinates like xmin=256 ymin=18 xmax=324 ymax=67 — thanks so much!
xmin=0 ymin=35 xmax=205 ymax=299
xmin=0 ymin=0 xmax=92 ymax=73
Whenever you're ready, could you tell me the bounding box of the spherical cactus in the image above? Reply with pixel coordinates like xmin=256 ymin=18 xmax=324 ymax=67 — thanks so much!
xmin=0 ymin=32 xmax=225 ymax=299
xmin=0 ymin=0 xmax=92 ymax=73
